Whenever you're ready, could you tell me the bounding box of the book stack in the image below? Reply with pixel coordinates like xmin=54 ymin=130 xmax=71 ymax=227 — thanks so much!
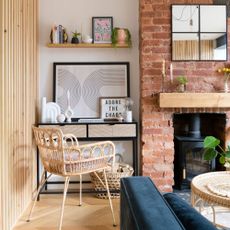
xmin=50 ymin=25 xmax=65 ymax=44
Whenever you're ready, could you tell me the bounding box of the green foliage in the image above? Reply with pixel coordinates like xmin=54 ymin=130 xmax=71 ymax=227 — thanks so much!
xmin=176 ymin=76 xmax=188 ymax=85
xmin=72 ymin=31 xmax=81 ymax=38
xmin=204 ymin=136 xmax=220 ymax=148
xmin=203 ymin=136 xmax=230 ymax=165
xmin=111 ymin=27 xmax=132 ymax=47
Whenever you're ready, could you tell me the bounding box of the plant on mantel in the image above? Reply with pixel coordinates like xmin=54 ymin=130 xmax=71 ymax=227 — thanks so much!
xmin=203 ymin=136 xmax=230 ymax=168
xmin=176 ymin=75 xmax=188 ymax=92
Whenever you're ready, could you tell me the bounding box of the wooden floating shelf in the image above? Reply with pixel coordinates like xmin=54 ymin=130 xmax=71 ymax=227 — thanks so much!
xmin=159 ymin=93 xmax=230 ymax=108
xmin=47 ymin=43 xmax=130 ymax=48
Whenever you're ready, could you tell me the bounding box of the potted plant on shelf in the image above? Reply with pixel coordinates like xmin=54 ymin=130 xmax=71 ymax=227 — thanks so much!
xmin=71 ymin=31 xmax=81 ymax=44
xmin=111 ymin=27 xmax=132 ymax=47
xmin=176 ymin=75 xmax=188 ymax=92
xmin=203 ymin=136 xmax=230 ymax=169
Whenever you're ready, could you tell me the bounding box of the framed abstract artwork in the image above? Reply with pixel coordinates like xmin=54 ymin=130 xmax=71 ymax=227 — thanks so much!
xmin=53 ymin=62 xmax=130 ymax=118
xmin=92 ymin=17 xmax=113 ymax=43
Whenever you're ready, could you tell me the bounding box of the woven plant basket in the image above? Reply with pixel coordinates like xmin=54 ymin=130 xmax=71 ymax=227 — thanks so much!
xmin=90 ymin=162 xmax=134 ymax=199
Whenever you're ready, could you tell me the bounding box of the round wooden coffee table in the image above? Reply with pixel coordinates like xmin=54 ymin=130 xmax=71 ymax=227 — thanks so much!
xmin=191 ymin=171 xmax=230 ymax=227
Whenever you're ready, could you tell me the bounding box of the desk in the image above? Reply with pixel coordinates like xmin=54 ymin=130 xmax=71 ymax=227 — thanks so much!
xmin=37 ymin=120 xmax=138 ymax=194
xmin=191 ymin=171 xmax=230 ymax=227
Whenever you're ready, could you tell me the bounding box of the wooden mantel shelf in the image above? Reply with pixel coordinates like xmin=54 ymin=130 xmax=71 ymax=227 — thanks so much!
xmin=159 ymin=93 xmax=230 ymax=108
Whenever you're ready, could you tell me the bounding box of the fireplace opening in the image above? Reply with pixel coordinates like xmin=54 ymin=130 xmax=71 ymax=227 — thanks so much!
xmin=173 ymin=113 xmax=226 ymax=190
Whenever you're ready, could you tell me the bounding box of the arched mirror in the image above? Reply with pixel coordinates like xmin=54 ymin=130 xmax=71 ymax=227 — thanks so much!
xmin=172 ymin=5 xmax=227 ymax=61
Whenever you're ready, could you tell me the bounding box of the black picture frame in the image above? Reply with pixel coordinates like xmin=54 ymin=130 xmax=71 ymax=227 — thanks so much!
xmin=92 ymin=16 xmax=113 ymax=43
xmin=53 ymin=62 xmax=130 ymax=119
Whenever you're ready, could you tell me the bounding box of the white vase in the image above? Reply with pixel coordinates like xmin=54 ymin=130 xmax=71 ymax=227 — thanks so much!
xmin=124 ymin=111 xmax=132 ymax=122
xmin=178 ymin=84 xmax=186 ymax=93
xmin=65 ymin=90 xmax=73 ymax=122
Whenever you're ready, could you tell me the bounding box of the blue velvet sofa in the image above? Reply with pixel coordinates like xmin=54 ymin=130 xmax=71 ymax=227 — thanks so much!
xmin=120 ymin=176 xmax=218 ymax=230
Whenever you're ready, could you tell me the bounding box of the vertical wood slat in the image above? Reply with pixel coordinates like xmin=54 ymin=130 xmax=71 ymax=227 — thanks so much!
xmin=0 ymin=0 xmax=38 ymax=229
xmin=0 ymin=0 xmax=3 ymax=227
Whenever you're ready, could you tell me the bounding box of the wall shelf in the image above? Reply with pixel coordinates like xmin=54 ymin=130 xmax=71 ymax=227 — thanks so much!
xmin=47 ymin=43 xmax=130 ymax=48
xmin=159 ymin=93 xmax=230 ymax=108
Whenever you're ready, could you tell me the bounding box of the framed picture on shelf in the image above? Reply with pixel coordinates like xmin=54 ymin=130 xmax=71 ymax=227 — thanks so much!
xmin=100 ymin=97 xmax=127 ymax=119
xmin=92 ymin=17 xmax=113 ymax=43
xmin=53 ymin=62 xmax=130 ymax=118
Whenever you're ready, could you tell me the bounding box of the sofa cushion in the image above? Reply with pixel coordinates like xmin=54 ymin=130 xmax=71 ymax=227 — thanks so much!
xmin=120 ymin=177 xmax=185 ymax=230
xmin=163 ymin=193 xmax=218 ymax=230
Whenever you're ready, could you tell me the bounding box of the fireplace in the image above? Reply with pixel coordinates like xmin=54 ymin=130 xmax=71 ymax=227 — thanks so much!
xmin=173 ymin=113 xmax=226 ymax=190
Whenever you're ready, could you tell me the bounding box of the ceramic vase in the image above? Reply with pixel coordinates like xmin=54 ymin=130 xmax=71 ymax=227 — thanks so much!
xmin=117 ymin=29 xmax=127 ymax=44
xmin=178 ymin=84 xmax=186 ymax=93
xmin=124 ymin=111 xmax=132 ymax=122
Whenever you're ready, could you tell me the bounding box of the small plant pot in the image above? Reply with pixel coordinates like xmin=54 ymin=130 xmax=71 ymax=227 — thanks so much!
xmin=117 ymin=29 xmax=127 ymax=45
xmin=178 ymin=84 xmax=186 ymax=92
xmin=71 ymin=37 xmax=79 ymax=44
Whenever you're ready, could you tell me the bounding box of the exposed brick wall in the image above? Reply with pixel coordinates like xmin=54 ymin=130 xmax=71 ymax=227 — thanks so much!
xmin=140 ymin=0 xmax=230 ymax=192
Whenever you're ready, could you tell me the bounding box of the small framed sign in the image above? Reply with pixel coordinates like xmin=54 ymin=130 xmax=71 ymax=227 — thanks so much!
xmin=100 ymin=97 xmax=127 ymax=119
xmin=92 ymin=17 xmax=113 ymax=43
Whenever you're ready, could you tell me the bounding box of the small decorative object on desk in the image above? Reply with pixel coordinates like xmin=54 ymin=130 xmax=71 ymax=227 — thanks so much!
xmin=100 ymin=97 xmax=126 ymax=119
xmin=217 ymin=66 xmax=230 ymax=93
xmin=90 ymin=154 xmax=134 ymax=199
xmin=57 ymin=114 xmax=65 ymax=123
xmin=40 ymin=97 xmax=61 ymax=123
xmin=65 ymin=90 xmax=74 ymax=122
xmin=124 ymin=97 xmax=134 ymax=122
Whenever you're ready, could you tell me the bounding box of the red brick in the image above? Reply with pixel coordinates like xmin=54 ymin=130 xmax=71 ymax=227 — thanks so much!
xmin=140 ymin=0 xmax=228 ymax=190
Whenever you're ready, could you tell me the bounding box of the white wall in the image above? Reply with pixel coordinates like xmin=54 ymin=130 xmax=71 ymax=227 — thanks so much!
xmin=39 ymin=0 xmax=139 ymax=120
xmin=39 ymin=0 xmax=139 ymax=176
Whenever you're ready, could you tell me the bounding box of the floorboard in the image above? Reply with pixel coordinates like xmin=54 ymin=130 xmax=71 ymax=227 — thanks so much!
xmin=13 ymin=193 xmax=120 ymax=230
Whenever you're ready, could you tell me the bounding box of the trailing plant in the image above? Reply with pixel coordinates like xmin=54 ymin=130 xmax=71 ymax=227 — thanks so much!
xmin=111 ymin=27 xmax=132 ymax=47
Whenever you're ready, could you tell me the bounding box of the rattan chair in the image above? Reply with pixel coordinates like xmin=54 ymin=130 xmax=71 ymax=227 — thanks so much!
xmin=27 ymin=127 xmax=116 ymax=230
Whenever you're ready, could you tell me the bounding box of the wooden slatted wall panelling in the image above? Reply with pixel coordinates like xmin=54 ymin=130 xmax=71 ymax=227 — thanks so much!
xmin=0 ymin=0 xmax=38 ymax=229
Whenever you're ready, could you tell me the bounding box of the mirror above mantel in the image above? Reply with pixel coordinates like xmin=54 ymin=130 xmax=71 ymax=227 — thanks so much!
xmin=172 ymin=5 xmax=227 ymax=61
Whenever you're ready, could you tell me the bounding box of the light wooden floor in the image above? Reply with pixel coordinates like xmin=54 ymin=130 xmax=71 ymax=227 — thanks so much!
xmin=13 ymin=193 xmax=120 ymax=230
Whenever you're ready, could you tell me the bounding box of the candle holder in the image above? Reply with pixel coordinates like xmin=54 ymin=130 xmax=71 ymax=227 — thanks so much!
xmin=161 ymin=59 xmax=166 ymax=92
xmin=64 ymin=90 xmax=74 ymax=122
